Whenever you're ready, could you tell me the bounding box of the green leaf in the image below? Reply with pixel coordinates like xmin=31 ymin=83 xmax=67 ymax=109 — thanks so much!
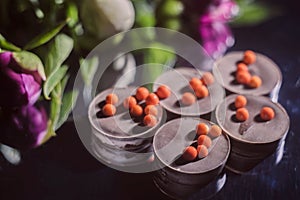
xmin=42 ymin=81 xmax=63 ymax=144
xmin=55 ymin=90 xmax=79 ymax=130
xmin=45 ymin=34 xmax=73 ymax=77
xmin=24 ymin=20 xmax=69 ymax=50
xmin=50 ymin=84 xmax=62 ymax=131
xmin=80 ymin=56 xmax=99 ymax=86
xmin=0 ymin=34 xmax=21 ymax=51
xmin=61 ymin=74 xmax=70 ymax=93
xmin=41 ymin=120 xmax=57 ymax=145
xmin=231 ymin=2 xmax=280 ymax=26
xmin=66 ymin=2 xmax=79 ymax=28
xmin=12 ymin=51 xmax=46 ymax=80
xmin=43 ymin=66 xmax=68 ymax=99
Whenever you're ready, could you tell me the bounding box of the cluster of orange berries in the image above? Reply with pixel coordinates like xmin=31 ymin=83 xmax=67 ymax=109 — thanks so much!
xmin=182 ymin=123 xmax=222 ymax=162
xmin=181 ymin=72 xmax=214 ymax=106
xmin=102 ymin=85 xmax=171 ymax=127
xmin=235 ymin=50 xmax=262 ymax=88
xmin=234 ymin=95 xmax=275 ymax=122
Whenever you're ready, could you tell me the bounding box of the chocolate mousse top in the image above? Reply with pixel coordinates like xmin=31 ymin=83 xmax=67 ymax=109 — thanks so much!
xmin=153 ymin=117 xmax=230 ymax=174
xmin=88 ymin=87 xmax=164 ymax=138
xmin=213 ymin=51 xmax=282 ymax=96
xmin=153 ymin=67 xmax=224 ymax=116
xmin=216 ymin=94 xmax=289 ymax=144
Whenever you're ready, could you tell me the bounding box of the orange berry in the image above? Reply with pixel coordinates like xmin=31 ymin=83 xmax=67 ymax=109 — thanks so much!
xmin=123 ymin=96 xmax=137 ymax=109
xmin=182 ymin=146 xmax=198 ymax=161
xmin=236 ymin=108 xmax=249 ymax=121
xmin=156 ymin=85 xmax=171 ymax=99
xmin=196 ymin=123 xmax=209 ymax=135
xmin=209 ymin=125 xmax=222 ymax=138
xmin=105 ymin=93 xmax=119 ymax=105
xmin=201 ymin=72 xmax=214 ymax=86
xmin=243 ymin=50 xmax=256 ymax=65
xmin=197 ymin=135 xmax=212 ymax=148
xmin=135 ymin=87 xmax=149 ymax=101
xmin=195 ymin=85 xmax=209 ymax=99
xmin=143 ymin=114 xmax=157 ymax=127
xmin=145 ymin=93 xmax=160 ymax=105
xmin=235 ymin=95 xmax=247 ymax=109
xmin=236 ymin=71 xmax=251 ymax=84
xmin=181 ymin=92 xmax=196 ymax=106
xmin=102 ymin=104 xmax=116 ymax=116
xmin=248 ymin=75 xmax=262 ymax=88
xmin=189 ymin=77 xmax=202 ymax=90
xmin=236 ymin=62 xmax=248 ymax=73
xmin=130 ymin=104 xmax=143 ymax=117
xmin=197 ymin=145 xmax=209 ymax=159
xmin=144 ymin=105 xmax=158 ymax=116
xmin=260 ymin=107 xmax=275 ymax=121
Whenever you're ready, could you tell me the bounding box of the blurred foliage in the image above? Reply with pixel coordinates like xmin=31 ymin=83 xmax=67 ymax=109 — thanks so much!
xmin=231 ymin=0 xmax=281 ymax=26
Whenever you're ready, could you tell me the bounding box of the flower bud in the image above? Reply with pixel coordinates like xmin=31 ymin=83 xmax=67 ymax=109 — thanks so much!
xmin=0 ymin=52 xmax=42 ymax=107
xmin=0 ymin=105 xmax=48 ymax=150
xmin=81 ymin=0 xmax=135 ymax=39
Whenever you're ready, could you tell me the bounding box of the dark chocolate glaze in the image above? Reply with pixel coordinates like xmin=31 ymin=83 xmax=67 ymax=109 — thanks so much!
xmin=216 ymin=94 xmax=289 ymax=144
xmin=88 ymin=87 xmax=164 ymax=139
xmin=216 ymin=94 xmax=290 ymax=173
xmin=153 ymin=117 xmax=230 ymax=174
xmin=213 ymin=52 xmax=282 ymax=97
xmin=153 ymin=67 xmax=225 ymax=117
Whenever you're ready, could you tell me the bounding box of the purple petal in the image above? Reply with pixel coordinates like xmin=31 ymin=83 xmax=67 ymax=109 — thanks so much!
xmin=0 ymin=51 xmax=42 ymax=107
xmin=0 ymin=106 xmax=48 ymax=149
xmin=0 ymin=52 xmax=12 ymax=66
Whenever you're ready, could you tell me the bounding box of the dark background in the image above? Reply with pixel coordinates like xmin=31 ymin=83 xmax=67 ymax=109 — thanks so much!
xmin=1 ymin=0 xmax=300 ymax=199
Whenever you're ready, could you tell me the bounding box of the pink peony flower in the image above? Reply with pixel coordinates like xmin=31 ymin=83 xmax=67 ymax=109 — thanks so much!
xmin=199 ymin=0 xmax=238 ymax=58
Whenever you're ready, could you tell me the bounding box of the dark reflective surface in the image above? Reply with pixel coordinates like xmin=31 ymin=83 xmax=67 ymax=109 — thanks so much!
xmin=1 ymin=1 xmax=300 ymax=199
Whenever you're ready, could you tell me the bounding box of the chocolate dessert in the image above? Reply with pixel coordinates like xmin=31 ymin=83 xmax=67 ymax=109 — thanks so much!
xmin=153 ymin=67 xmax=224 ymax=120
xmin=213 ymin=51 xmax=282 ymax=102
xmin=153 ymin=117 xmax=230 ymax=199
xmin=88 ymin=87 xmax=165 ymax=171
xmin=215 ymin=94 xmax=290 ymax=173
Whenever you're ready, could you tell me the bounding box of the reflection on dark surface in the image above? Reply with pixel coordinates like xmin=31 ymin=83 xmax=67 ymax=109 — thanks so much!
xmin=1 ymin=0 xmax=300 ymax=199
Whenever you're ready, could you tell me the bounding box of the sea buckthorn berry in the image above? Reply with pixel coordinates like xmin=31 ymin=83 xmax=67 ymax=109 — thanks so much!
xmin=201 ymin=72 xmax=214 ymax=86
xmin=156 ymin=85 xmax=171 ymax=99
xmin=105 ymin=93 xmax=119 ymax=105
xmin=135 ymin=87 xmax=149 ymax=101
xmin=237 ymin=62 xmax=248 ymax=72
xmin=144 ymin=105 xmax=158 ymax=116
xmin=248 ymin=75 xmax=262 ymax=88
xmin=196 ymin=123 xmax=209 ymax=136
xmin=260 ymin=107 xmax=275 ymax=121
xmin=243 ymin=50 xmax=256 ymax=65
xmin=143 ymin=114 xmax=157 ymax=127
xmin=197 ymin=135 xmax=212 ymax=148
xmin=123 ymin=96 xmax=137 ymax=109
xmin=235 ymin=95 xmax=247 ymax=109
xmin=102 ymin=104 xmax=116 ymax=116
xmin=189 ymin=77 xmax=202 ymax=90
xmin=236 ymin=71 xmax=251 ymax=84
xmin=197 ymin=145 xmax=209 ymax=159
xmin=146 ymin=93 xmax=160 ymax=105
xmin=195 ymin=85 xmax=209 ymax=99
xmin=182 ymin=146 xmax=198 ymax=161
xmin=209 ymin=125 xmax=222 ymax=138
xmin=181 ymin=92 xmax=196 ymax=106
xmin=236 ymin=108 xmax=249 ymax=122
xmin=130 ymin=104 xmax=143 ymax=117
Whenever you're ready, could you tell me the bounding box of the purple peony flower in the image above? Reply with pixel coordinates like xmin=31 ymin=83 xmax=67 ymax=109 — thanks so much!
xmin=199 ymin=0 xmax=238 ymax=58
xmin=0 ymin=51 xmax=42 ymax=107
xmin=0 ymin=105 xmax=47 ymax=150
